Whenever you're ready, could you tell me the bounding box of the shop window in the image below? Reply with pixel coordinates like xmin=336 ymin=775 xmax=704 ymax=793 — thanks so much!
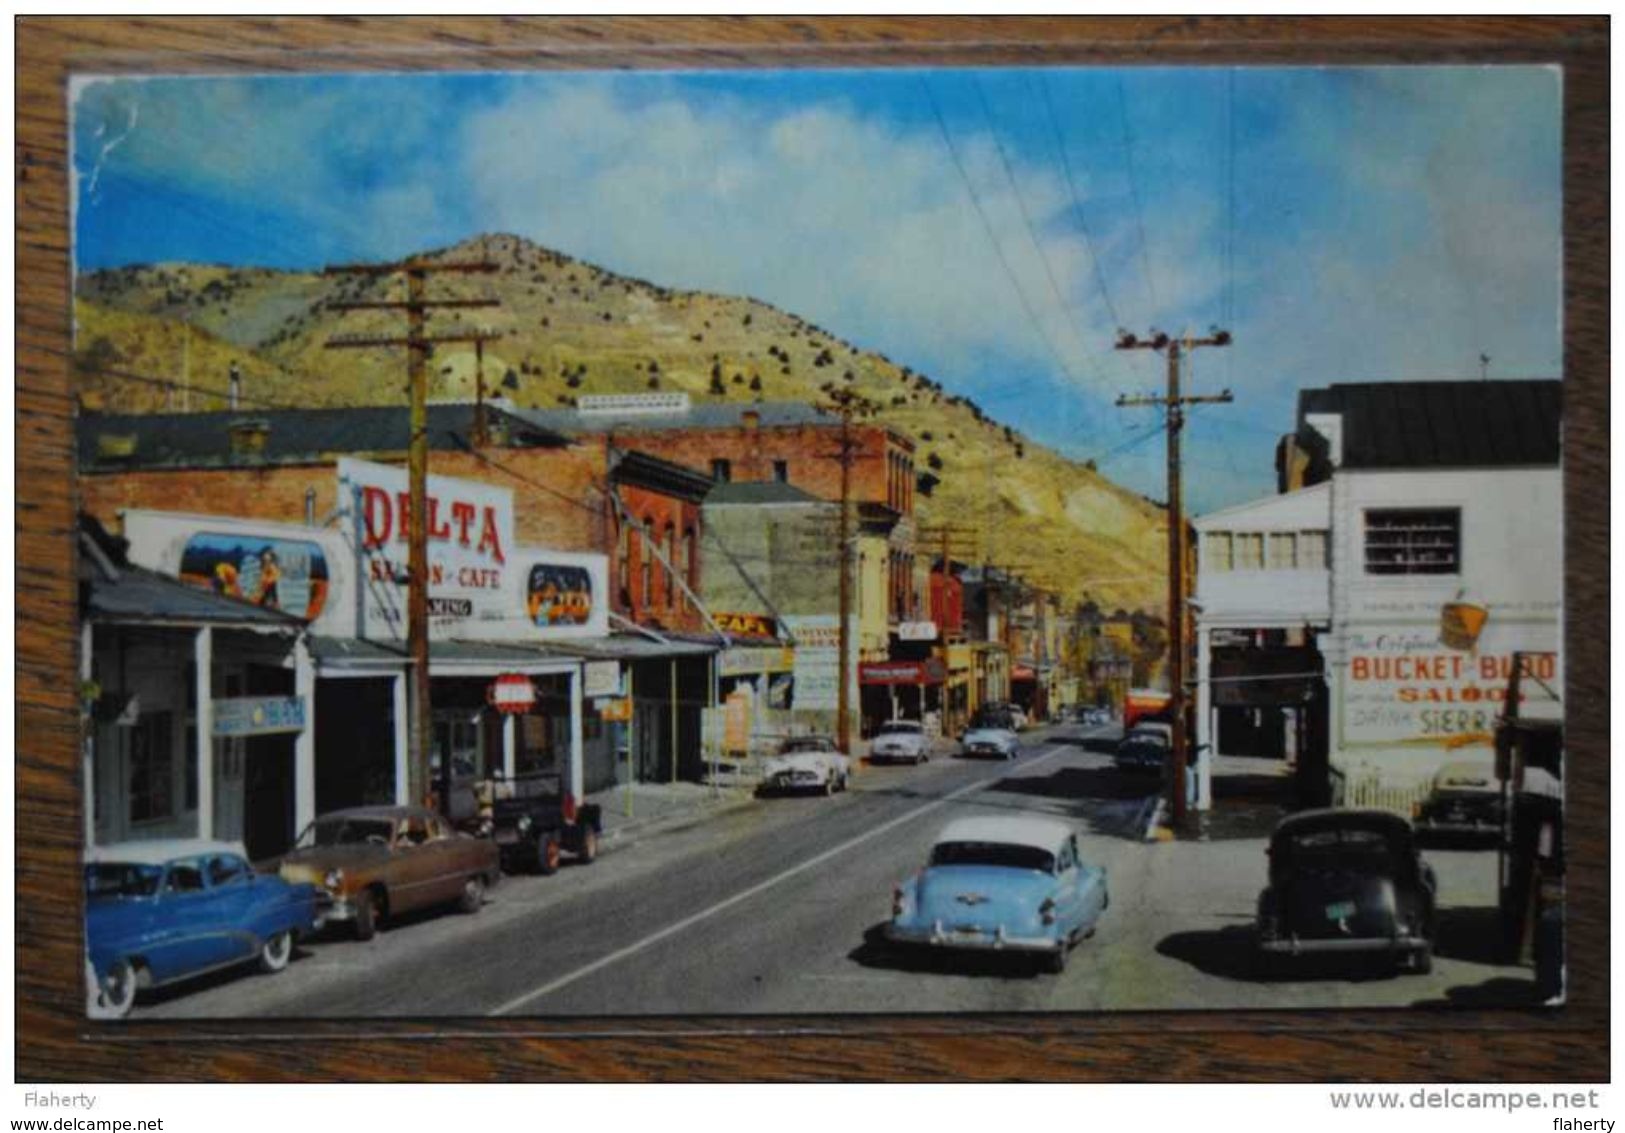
xmin=1206 ymin=532 xmax=1233 ymax=572
xmin=1235 ymin=533 xmax=1264 ymax=571
xmin=128 ymin=711 xmax=175 ymax=824
xmin=1298 ymin=531 xmax=1327 ymax=570
xmin=1267 ymin=532 xmax=1297 ymax=570
xmin=1365 ymin=508 xmax=1460 ymax=575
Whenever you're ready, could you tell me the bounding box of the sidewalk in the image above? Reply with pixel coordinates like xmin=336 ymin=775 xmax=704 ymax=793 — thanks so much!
xmin=588 ymin=779 xmax=758 ymax=847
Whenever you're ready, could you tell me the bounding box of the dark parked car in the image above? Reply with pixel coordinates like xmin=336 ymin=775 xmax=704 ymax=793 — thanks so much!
xmin=1414 ymin=760 xmax=1503 ymax=841
xmin=1254 ymin=809 xmax=1437 ymax=975
xmin=1113 ymin=734 xmax=1168 ymax=775
xmin=485 ymin=771 xmax=602 ymax=875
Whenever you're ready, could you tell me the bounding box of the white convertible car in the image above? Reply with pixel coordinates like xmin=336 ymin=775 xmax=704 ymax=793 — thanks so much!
xmin=869 ymin=720 xmax=930 ymax=765
xmin=759 ymin=735 xmax=852 ymax=796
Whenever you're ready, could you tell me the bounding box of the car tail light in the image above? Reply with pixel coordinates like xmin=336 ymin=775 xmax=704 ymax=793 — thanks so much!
xmin=1039 ymin=897 xmax=1057 ymax=925
xmin=562 ymin=793 xmax=578 ymax=824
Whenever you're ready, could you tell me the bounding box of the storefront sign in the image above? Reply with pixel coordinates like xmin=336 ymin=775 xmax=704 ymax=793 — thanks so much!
xmin=716 ymin=611 xmax=779 ymax=640
xmin=487 ymin=674 xmax=537 ymax=714
xmin=1343 ymin=628 xmax=1559 ymax=744
xmin=340 ymin=458 xmax=515 ymax=637
xmin=583 ymin=661 xmax=623 ymax=698
xmin=859 ymin=659 xmax=947 ymax=685
xmin=898 ymin=621 xmax=938 ymax=642
xmin=212 ymin=696 xmax=306 ymax=737
xmin=599 ymin=697 xmax=633 ymax=722
xmin=724 ymin=691 xmax=752 ymax=754
xmin=179 ymin=532 xmax=330 ymax=619
xmin=719 ymin=646 xmax=795 ymax=677
xmin=783 ymin=615 xmax=850 ymax=712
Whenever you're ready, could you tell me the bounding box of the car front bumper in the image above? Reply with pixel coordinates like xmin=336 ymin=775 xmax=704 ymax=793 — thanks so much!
xmin=886 ymin=920 xmax=1061 ymax=955
xmin=1258 ymin=933 xmax=1430 ymax=956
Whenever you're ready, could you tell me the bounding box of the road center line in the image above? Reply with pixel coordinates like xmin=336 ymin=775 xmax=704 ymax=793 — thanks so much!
xmin=490 ymin=740 xmax=1074 ymax=1016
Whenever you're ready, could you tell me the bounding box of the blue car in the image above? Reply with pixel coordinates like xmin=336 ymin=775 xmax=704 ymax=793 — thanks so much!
xmin=85 ymin=840 xmax=319 ymax=1018
xmin=887 ymin=816 xmax=1109 ymax=973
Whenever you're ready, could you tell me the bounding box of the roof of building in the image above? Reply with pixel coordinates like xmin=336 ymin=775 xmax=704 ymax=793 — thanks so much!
xmin=1298 ymin=380 xmax=1561 ymax=469
xmin=79 ymin=404 xmax=570 ymax=471
xmin=704 ymin=480 xmax=828 ymax=506
xmin=610 ymin=448 xmax=717 ymax=502
xmin=512 ymin=400 xmax=837 ymax=435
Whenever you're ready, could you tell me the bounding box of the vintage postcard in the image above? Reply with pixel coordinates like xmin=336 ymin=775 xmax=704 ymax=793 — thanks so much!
xmin=70 ymin=64 xmax=1562 ymax=1018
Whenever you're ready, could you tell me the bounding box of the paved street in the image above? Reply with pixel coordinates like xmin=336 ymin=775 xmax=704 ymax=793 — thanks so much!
xmin=138 ymin=722 xmax=1540 ymax=1019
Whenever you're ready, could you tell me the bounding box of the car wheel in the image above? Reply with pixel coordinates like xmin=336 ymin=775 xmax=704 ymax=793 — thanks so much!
xmin=1410 ymin=945 xmax=1434 ymax=975
xmin=100 ymin=959 xmax=138 ymax=1019
xmin=1043 ymin=944 xmax=1069 ymax=974
xmin=459 ymin=874 xmax=485 ymax=914
xmin=577 ymin=825 xmax=599 ymax=865
xmin=352 ymin=890 xmax=378 ymax=941
xmin=537 ymin=833 xmax=562 ymax=876
xmin=258 ymin=929 xmax=293 ymax=973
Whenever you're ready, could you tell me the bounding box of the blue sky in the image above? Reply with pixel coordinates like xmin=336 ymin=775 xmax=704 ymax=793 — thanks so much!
xmin=71 ymin=66 xmax=1561 ymax=513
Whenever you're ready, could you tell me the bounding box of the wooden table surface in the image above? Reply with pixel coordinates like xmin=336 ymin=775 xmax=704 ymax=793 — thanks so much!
xmin=16 ymin=15 xmax=1609 ymax=1082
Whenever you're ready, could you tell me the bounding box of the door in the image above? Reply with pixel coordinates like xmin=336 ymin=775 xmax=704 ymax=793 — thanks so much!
xmin=213 ymin=738 xmax=246 ymax=844
xmin=202 ymin=852 xmax=261 ymax=962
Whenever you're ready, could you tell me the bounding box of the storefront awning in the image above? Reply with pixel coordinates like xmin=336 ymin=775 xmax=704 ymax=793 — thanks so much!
xmin=309 ymin=636 xmax=582 ymax=676
xmin=860 ymin=659 xmax=947 ymax=685
xmin=549 ymin=632 xmax=721 ymax=662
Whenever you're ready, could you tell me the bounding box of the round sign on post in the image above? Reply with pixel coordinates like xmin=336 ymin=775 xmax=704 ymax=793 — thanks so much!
xmin=487 ymin=673 xmax=537 ymax=715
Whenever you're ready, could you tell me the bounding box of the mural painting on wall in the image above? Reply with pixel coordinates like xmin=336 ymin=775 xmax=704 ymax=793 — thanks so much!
xmin=179 ymin=533 xmax=330 ymax=619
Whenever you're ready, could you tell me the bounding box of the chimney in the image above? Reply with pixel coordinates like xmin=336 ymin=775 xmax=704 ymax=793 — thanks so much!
xmin=741 ymin=410 xmax=760 ymax=430
xmin=227 ymin=418 xmax=271 ymax=461
xmin=229 ymin=361 xmax=242 ymax=410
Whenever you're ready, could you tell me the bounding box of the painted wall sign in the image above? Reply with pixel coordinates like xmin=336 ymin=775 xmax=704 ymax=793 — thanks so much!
xmin=719 ymin=646 xmax=795 ymax=677
xmin=782 ymin=615 xmax=853 ymax=712
xmin=1342 ymin=628 xmax=1560 ymax=745
xmin=526 ymin=562 xmax=594 ymax=628
xmin=859 ymin=659 xmax=947 ymax=686
xmin=716 ymin=611 xmax=780 ymax=640
xmin=178 ymin=532 xmax=330 ymax=619
xmin=898 ymin=621 xmax=938 ymax=642
xmin=340 ymin=458 xmax=515 ymax=637
xmin=213 ymin=696 xmax=306 ymax=737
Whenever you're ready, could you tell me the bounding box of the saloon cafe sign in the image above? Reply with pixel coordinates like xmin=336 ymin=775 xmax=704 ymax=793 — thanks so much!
xmin=340 ymin=458 xmax=514 ymax=638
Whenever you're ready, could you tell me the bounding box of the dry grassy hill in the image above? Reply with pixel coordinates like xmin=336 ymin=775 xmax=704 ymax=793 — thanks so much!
xmin=74 ymin=234 xmax=1169 ymax=612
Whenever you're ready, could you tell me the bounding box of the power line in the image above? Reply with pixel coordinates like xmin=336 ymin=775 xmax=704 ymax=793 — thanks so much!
xmin=972 ymin=78 xmax=1111 ymax=396
xmin=1115 ymin=74 xmax=1161 ymax=322
xmin=920 ymin=77 xmax=1092 ymax=402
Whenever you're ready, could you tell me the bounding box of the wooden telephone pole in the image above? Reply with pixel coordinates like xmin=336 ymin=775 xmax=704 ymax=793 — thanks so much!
xmin=325 ymin=256 xmax=500 ymax=815
xmin=820 ymin=388 xmax=878 ymax=755
xmin=1116 ymin=328 xmax=1232 ymax=826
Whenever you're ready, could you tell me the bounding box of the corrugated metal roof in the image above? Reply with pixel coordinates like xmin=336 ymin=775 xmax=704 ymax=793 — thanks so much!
xmin=80 ymin=404 xmax=569 ymax=471
xmin=1298 ymin=380 xmax=1561 ymax=469
xmin=88 ymin=564 xmax=305 ymax=629
xmin=704 ymin=480 xmax=827 ymax=506
xmin=511 ymin=400 xmax=835 ymax=435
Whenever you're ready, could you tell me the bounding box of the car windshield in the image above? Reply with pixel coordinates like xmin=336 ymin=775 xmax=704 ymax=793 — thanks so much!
xmin=781 ymin=738 xmax=832 ymax=754
xmin=297 ymin=817 xmax=396 ymax=848
xmin=84 ymin=862 xmax=163 ymax=898
xmin=877 ymin=723 xmax=921 ymax=736
xmin=930 ymin=840 xmax=1055 ymax=873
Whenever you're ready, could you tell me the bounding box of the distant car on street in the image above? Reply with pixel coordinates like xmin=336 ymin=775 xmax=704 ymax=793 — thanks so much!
xmin=1255 ymin=809 xmax=1437 ymax=975
xmin=886 ymin=816 xmax=1109 ymax=973
xmin=1113 ymin=733 xmax=1168 ymax=775
xmin=85 ymin=839 xmax=319 ymax=1019
xmin=1414 ymin=759 xmax=1503 ymax=842
xmin=759 ymin=735 xmax=852 ymax=796
xmin=869 ymin=719 xmax=930 ymax=765
xmin=958 ymin=724 xmax=1020 ymax=760
xmin=276 ymin=805 xmax=501 ymax=940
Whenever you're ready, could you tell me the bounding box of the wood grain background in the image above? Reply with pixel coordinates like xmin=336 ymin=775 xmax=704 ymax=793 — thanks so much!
xmin=16 ymin=16 xmax=1609 ymax=1082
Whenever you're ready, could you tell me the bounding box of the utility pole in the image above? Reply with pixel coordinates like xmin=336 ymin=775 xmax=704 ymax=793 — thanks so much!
xmin=1117 ymin=328 xmax=1232 ymax=827
xmin=325 ymin=256 xmax=500 ymax=816
xmin=820 ymin=387 xmax=876 ymax=756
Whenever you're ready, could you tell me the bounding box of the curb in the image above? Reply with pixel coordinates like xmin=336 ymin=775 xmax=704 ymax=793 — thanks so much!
xmin=596 ymin=791 xmax=758 ymax=850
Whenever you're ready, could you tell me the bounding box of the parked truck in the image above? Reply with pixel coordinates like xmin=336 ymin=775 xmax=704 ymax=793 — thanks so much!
xmin=476 ymin=771 xmax=604 ymax=875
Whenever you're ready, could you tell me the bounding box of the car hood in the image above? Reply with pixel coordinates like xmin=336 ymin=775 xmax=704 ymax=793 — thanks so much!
xmin=911 ymin=865 xmax=1056 ymax=923
xmin=277 ymin=844 xmax=391 ymax=881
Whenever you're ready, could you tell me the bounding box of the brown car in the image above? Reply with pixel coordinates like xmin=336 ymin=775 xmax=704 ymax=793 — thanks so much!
xmin=277 ymin=805 xmax=501 ymax=940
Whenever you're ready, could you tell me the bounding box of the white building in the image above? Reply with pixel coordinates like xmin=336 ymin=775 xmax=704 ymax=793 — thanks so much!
xmin=1194 ymin=379 xmax=1562 ymax=813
